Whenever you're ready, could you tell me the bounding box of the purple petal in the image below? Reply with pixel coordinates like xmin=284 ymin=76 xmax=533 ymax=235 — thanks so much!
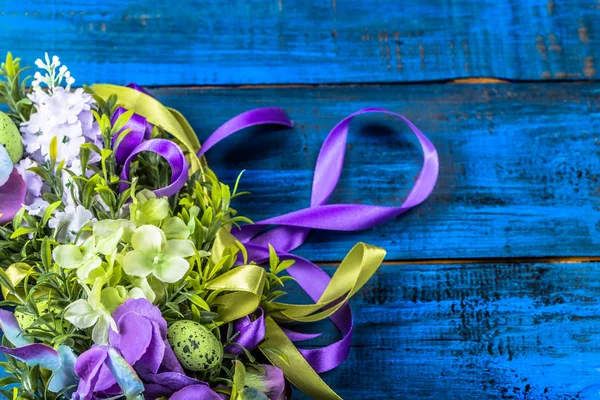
xmin=145 ymin=371 xmax=200 ymax=392
xmin=0 ymin=168 xmax=26 ymax=224
xmin=170 ymin=384 xmax=222 ymax=400
xmin=94 ymin=383 xmax=121 ymax=397
xmin=143 ymin=383 xmax=173 ymax=400
xmin=136 ymin=320 xmax=165 ymax=376
xmin=110 ymin=311 xmax=153 ymax=366
xmin=73 ymin=346 xmax=109 ymax=400
xmin=246 ymin=365 xmax=286 ymax=400
xmin=0 ymin=309 xmax=31 ymax=347
xmin=0 ymin=344 xmax=60 ymax=370
xmin=112 ymin=298 xmax=167 ymax=338
xmin=160 ymin=339 xmax=184 ymax=374
xmin=94 ymin=363 xmax=118 ymax=392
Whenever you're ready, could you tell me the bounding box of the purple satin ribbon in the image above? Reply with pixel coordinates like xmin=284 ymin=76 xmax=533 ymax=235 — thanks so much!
xmin=225 ymin=308 xmax=266 ymax=356
xmin=110 ymin=106 xmax=152 ymax=164
xmin=113 ymin=85 xmax=187 ymax=198
xmin=119 ymin=138 xmax=188 ymax=198
xmin=197 ymin=108 xmax=293 ymax=157
xmin=200 ymin=107 xmax=439 ymax=373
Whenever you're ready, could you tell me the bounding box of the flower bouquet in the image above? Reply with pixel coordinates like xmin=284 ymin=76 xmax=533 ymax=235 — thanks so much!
xmin=0 ymin=53 xmax=438 ymax=400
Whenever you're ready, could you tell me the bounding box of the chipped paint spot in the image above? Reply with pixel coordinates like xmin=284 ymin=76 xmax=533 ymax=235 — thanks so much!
xmin=579 ymin=23 xmax=590 ymax=45
xmin=536 ymin=35 xmax=547 ymax=58
xmin=584 ymin=56 xmax=596 ymax=77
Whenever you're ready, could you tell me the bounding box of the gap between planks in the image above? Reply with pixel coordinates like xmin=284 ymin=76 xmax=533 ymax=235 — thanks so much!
xmin=136 ymin=77 xmax=600 ymax=90
xmin=317 ymin=255 xmax=600 ymax=267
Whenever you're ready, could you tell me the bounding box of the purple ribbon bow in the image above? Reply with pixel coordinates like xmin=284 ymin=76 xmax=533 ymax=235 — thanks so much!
xmin=198 ymin=107 xmax=439 ymax=372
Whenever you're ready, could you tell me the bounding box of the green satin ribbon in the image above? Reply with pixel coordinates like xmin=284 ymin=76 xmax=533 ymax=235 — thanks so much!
xmin=272 ymin=242 xmax=385 ymax=323
xmin=260 ymin=316 xmax=342 ymax=400
xmin=205 ymin=264 xmax=265 ymax=324
xmin=89 ymin=84 xmax=202 ymax=174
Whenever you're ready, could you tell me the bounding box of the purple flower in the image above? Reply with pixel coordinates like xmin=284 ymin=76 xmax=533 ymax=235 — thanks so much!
xmin=72 ymin=345 xmax=144 ymax=400
xmin=170 ymin=384 xmax=222 ymax=400
xmin=109 ymin=298 xmax=168 ymax=376
xmin=108 ymin=298 xmax=222 ymax=399
xmin=0 ymin=310 xmax=78 ymax=395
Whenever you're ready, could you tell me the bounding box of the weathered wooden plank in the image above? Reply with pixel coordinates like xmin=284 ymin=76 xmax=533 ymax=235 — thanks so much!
xmin=290 ymin=262 xmax=600 ymax=399
xmin=3 ymin=0 xmax=600 ymax=85
xmin=148 ymin=83 xmax=600 ymax=262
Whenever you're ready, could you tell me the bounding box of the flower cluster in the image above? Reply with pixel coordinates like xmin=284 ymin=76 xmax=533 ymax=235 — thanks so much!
xmin=0 ymin=52 xmax=386 ymax=400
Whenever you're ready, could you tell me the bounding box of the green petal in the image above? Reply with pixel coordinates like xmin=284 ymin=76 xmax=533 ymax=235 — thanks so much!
xmin=131 ymin=277 xmax=156 ymax=303
xmin=123 ymin=250 xmax=154 ymax=278
xmin=94 ymin=219 xmax=135 ymax=247
xmin=76 ymin=255 xmax=103 ymax=280
xmin=162 ymin=217 xmax=190 ymax=240
xmin=163 ymin=239 xmax=195 ymax=259
xmin=141 ymin=198 xmax=169 ymax=222
xmin=131 ymin=225 xmax=165 ymax=255
xmin=92 ymin=313 xmax=112 ymax=344
xmin=53 ymin=245 xmax=84 ymax=270
xmin=101 ymin=287 xmax=126 ymax=313
xmin=64 ymin=300 xmax=98 ymax=329
xmin=154 ymin=257 xmax=190 ymax=283
xmin=80 ymin=237 xmax=97 ymax=256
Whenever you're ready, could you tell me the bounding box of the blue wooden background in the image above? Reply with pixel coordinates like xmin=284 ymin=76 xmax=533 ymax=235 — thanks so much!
xmin=4 ymin=0 xmax=600 ymax=398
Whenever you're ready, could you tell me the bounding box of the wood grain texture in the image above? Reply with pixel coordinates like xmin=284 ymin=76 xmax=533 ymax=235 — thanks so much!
xmin=291 ymin=262 xmax=600 ymax=399
xmin=3 ymin=0 xmax=600 ymax=85
xmin=147 ymin=83 xmax=600 ymax=262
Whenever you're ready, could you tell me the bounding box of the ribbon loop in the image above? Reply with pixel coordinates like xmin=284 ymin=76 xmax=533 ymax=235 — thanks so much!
xmin=235 ymin=108 xmax=439 ymax=252
xmin=119 ymin=138 xmax=189 ymax=198
xmin=197 ymin=108 xmax=293 ymax=157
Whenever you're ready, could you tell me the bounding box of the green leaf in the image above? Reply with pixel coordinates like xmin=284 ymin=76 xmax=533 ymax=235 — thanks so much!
xmin=80 ymin=143 xmax=102 ymax=155
xmin=10 ymin=227 xmax=35 ymax=239
xmin=110 ymin=109 xmax=134 ymax=134
xmin=49 ymin=135 xmax=58 ymax=166
xmin=11 ymin=207 xmax=25 ymax=229
xmin=268 ymin=244 xmax=278 ymax=271
xmin=42 ymin=200 xmax=62 ymax=226
xmin=182 ymin=292 xmax=211 ymax=311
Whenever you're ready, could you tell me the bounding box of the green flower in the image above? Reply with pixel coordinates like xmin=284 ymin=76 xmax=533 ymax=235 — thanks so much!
xmin=129 ymin=190 xmax=169 ymax=226
xmin=53 ymin=237 xmax=102 ymax=280
xmin=64 ymin=278 xmax=116 ymax=344
xmin=53 ymin=220 xmax=132 ymax=280
xmin=123 ymin=224 xmax=195 ymax=283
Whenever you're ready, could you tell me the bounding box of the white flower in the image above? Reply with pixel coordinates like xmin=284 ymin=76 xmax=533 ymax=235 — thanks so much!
xmin=25 ymin=197 xmax=50 ymax=217
xmin=31 ymin=53 xmax=74 ymax=93
xmin=49 ymin=204 xmax=96 ymax=244
xmin=20 ymin=87 xmax=100 ymax=168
